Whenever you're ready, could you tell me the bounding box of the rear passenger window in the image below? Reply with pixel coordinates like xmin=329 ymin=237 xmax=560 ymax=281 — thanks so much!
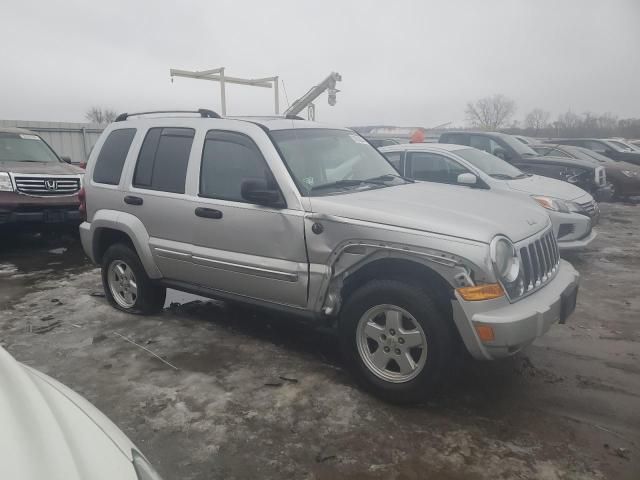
xmin=199 ymin=131 xmax=273 ymax=202
xmin=133 ymin=127 xmax=194 ymax=194
xmin=93 ymin=129 xmax=136 ymax=185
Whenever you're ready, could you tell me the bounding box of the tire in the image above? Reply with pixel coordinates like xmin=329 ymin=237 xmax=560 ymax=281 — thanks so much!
xmin=101 ymin=243 xmax=166 ymax=315
xmin=339 ymin=279 xmax=460 ymax=404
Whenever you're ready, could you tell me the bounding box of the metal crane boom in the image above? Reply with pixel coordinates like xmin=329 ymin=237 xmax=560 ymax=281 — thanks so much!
xmin=284 ymin=72 xmax=342 ymax=118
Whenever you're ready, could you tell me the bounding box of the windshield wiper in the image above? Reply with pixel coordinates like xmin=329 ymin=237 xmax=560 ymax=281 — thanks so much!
xmin=310 ymin=179 xmax=371 ymax=192
xmin=514 ymin=173 xmax=530 ymax=179
xmin=489 ymin=173 xmax=516 ymax=180
xmin=364 ymin=173 xmax=415 ymax=184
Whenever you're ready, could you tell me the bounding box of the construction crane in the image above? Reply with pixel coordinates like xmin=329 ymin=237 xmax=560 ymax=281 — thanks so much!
xmin=169 ymin=66 xmax=279 ymax=116
xmin=284 ymin=72 xmax=342 ymax=120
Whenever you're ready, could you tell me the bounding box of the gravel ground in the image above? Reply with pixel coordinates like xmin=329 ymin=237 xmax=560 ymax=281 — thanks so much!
xmin=0 ymin=202 xmax=638 ymax=480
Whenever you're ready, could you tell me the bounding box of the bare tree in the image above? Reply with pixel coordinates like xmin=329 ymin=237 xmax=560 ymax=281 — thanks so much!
xmin=85 ymin=106 xmax=118 ymax=124
xmin=465 ymin=94 xmax=516 ymax=130
xmin=524 ymin=108 xmax=550 ymax=133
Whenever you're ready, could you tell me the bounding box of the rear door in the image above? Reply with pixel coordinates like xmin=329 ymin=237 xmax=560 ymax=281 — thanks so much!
xmin=189 ymin=129 xmax=308 ymax=308
xmin=121 ymin=126 xmax=197 ymax=282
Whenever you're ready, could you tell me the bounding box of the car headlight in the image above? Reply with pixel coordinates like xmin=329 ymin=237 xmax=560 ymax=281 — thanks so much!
xmin=490 ymin=236 xmax=524 ymax=298
xmin=621 ymin=170 xmax=637 ymax=177
xmin=0 ymin=172 xmax=13 ymax=191
xmin=532 ymin=196 xmax=569 ymax=212
xmin=532 ymin=196 xmax=582 ymax=214
xmin=132 ymin=450 xmax=164 ymax=480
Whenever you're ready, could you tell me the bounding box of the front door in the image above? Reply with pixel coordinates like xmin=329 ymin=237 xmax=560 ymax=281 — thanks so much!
xmin=190 ymin=129 xmax=308 ymax=308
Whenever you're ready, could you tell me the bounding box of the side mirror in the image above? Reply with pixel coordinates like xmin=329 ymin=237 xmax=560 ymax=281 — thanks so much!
xmin=241 ymin=179 xmax=285 ymax=208
xmin=61 ymin=156 xmax=72 ymax=164
xmin=493 ymin=148 xmax=508 ymax=160
xmin=457 ymin=173 xmax=477 ymax=185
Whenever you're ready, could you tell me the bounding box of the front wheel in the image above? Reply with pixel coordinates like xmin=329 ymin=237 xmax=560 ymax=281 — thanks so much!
xmin=339 ymin=279 xmax=460 ymax=403
xmin=101 ymin=243 xmax=166 ymax=315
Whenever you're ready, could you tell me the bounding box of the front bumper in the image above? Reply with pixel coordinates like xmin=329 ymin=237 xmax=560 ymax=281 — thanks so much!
xmin=452 ymin=259 xmax=579 ymax=360
xmin=549 ymin=210 xmax=596 ymax=251
xmin=0 ymin=191 xmax=81 ymax=227
xmin=593 ymin=184 xmax=613 ymax=202
xmin=557 ymin=228 xmax=597 ymax=250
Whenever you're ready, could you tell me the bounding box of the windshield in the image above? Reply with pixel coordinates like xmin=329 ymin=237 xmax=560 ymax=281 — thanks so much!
xmin=0 ymin=132 xmax=61 ymax=163
xmin=454 ymin=148 xmax=526 ymax=179
xmin=270 ymin=128 xmax=403 ymax=195
xmin=563 ymin=145 xmax=615 ymax=164
xmin=499 ymin=134 xmax=539 ymax=156
xmin=608 ymin=139 xmax=638 ymax=151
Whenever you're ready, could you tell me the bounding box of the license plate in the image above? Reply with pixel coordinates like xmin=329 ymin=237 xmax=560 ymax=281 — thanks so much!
xmin=560 ymin=285 xmax=578 ymax=324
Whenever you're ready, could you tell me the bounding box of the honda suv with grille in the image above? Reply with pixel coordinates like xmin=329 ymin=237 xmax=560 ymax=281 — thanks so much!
xmin=0 ymin=127 xmax=84 ymax=229
xmin=80 ymin=110 xmax=580 ymax=403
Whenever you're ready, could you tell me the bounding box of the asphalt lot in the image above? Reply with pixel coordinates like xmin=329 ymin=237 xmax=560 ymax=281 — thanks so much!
xmin=1 ymin=202 xmax=638 ymax=480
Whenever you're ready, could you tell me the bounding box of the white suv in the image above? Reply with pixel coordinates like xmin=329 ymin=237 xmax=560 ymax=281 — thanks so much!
xmin=79 ymin=110 xmax=579 ymax=403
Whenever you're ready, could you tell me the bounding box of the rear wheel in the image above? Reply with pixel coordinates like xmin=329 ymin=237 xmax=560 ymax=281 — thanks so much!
xmin=101 ymin=243 xmax=166 ymax=315
xmin=339 ymin=279 xmax=459 ymax=403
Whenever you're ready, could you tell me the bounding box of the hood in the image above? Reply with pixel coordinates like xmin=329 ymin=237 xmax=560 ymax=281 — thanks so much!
xmin=0 ymin=347 xmax=137 ymax=480
xmin=525 ymin=154 xmax=597 ymax=170
xmin=606 ymin=160 xmax=640 ymax=173
xmin=611 ymin=152 xmax=640 ymax=165
xmin=308 ymin=182 xmax=549 ymax=244
xmin=505 ymin=174 xmax=588 ymax=201
xmin=0 ymin=161 xmax=84 ymax=175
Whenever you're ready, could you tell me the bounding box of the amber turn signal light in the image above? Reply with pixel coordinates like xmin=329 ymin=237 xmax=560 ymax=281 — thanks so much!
xmin=456 ymin=283 xmax=504 ymax=301
xmin=474 ymin=324 xmax=496 ymax=342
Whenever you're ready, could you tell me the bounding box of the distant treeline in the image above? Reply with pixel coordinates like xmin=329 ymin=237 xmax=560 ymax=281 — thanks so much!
xmin=504 ymin=112 xmax=640 ymax=139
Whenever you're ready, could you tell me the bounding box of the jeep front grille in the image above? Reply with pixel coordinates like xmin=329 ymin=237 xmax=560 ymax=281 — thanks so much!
xmin=13 ymin=176 xmax=81 ymax=196
xmin=516 ymin=227 xmax=560 ymax=298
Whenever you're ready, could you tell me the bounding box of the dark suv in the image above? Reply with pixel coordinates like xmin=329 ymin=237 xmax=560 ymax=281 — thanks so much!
xmin=547 ymin=138 xmax=640 ymax=166
xmin=439 ymin=131 xmax=611 ymax=200
xmin=0 ymin=127 xmax=84 ymax=229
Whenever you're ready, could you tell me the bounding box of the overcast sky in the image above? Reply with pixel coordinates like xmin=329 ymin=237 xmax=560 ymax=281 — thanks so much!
xmin=2 ymin=0 xmax=639 ymax=127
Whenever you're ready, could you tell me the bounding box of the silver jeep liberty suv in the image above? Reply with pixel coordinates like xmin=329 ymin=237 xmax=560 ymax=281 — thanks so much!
xmin=80 ymin=109 xmax=579 ymax=402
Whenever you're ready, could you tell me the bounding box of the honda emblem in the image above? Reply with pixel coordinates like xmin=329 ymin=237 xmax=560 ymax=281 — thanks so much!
xmin=45 ymin=179 xmax=57 ymax=190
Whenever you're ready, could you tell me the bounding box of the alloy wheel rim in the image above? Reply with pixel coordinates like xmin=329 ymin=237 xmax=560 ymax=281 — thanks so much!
xmin=356 ymin=304 xmax=428 ymax=383
xmin=108 ymin=260 xmax=138 ymax=308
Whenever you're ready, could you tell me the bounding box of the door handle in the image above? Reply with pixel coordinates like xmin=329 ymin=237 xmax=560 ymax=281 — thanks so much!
xmin=195 ymin=207 xmax=223 ymax=219
xmin=124 ymin=195 xmax=143 ymax=206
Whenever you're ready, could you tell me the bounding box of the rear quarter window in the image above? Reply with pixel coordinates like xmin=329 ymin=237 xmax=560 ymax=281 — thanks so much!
xmin=93 ymin=129 xmax=136 ymax=185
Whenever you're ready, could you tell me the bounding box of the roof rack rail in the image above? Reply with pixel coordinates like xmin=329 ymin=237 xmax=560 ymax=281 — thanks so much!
xmin=114 ymin=109 xmax=222 ymax=122
xmin=285 ymin=114 xmax=305 ymax=120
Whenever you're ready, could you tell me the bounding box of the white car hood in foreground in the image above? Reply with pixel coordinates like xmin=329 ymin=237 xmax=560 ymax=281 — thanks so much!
xmin=309 ymin=181 xmax=549 ymax=244
xmin=0 ymin=347 xmax=137 ymax=480
xmin=505 ymin=175 xmax=588 ymax=201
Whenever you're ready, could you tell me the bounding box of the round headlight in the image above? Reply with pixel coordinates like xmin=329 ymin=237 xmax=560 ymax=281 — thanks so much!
xmin=490 ymin=236 xmax=520 ymax=284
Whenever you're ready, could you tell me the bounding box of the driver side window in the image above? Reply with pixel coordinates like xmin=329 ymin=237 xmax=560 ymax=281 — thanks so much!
xmin=200 ymin=130 xmax=275 ymax=203
xmin=407 ymin=152 xmax=468 ymax=184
